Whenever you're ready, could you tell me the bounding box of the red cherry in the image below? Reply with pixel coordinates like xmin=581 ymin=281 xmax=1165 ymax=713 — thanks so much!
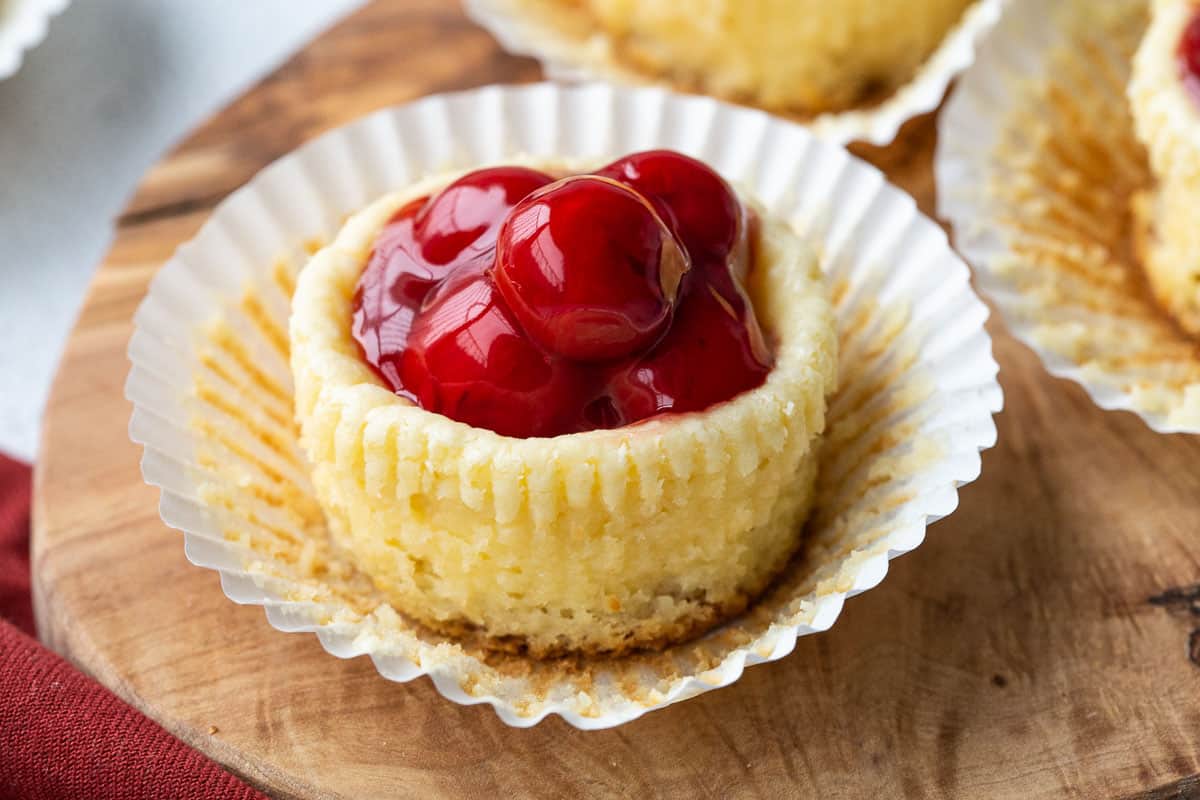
xmin=414 ymin=166 xmax=554 ymax=265
xmin=495 ymin=175 xmax=689 ymax=362
xmin=353 ymin=168 xmax=552 ymax=393
xmin=608 ymin=269 xmax=772 ymax=421
xmin=396 ymin=267 xmax=594 ymax=438
xmin=597 ymin=150 xmax=745 ymax=265
xmin=1181 ymin=8 xmax=1200 ymax=105
xmin=352 ymin=150 xmax=774 ymax=438
xmin=352 ymin=196 xmax=434 ymax=389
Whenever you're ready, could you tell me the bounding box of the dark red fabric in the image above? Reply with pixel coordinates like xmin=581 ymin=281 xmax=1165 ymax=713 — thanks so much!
xmin=0 ymin=453 xmax=268 ymax=800
xmin=0 ymin=454 xmax=32 ymax=636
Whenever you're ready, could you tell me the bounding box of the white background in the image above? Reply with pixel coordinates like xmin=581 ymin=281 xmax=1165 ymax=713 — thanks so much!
xmin=0 ymin=0 xmax=364 ymax=461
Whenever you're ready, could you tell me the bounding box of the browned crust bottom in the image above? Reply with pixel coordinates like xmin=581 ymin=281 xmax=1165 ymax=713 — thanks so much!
xmin=607 ymin=46 xmax=898 ymax=119
xmin=382 ymin=533 xmax=804 ymax=660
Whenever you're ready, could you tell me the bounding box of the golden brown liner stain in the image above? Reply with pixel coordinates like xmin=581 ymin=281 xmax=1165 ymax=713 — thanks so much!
xmin=184 ymin=242 xmax=945 ymax=710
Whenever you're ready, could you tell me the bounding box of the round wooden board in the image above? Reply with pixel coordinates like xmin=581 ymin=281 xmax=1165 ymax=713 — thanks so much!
xmin=31 ymin=1 xmax=1200 ymax=798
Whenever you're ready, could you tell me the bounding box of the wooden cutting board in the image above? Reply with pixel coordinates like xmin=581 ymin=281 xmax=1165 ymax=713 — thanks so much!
xmin=30 ymin=1 xmax=1200 ymax=797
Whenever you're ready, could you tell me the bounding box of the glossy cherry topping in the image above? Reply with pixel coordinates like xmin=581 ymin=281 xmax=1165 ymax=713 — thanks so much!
xmin=414 ymin=167 xmax=555 ymax=266
xmin=351 ymin=154 xmax=773 ymax=438
xmin=607 ymin=264 xmax=773 ymax=421
xmin=597 ymin=150 xmax=748 ymax=271
xmin=1182 ymin=7 xmax=1200 ymax=106
xmin=397 ymin=264 xmax=595 ymax=438
xmin=496 ymin=175 xmax=689 ymax=361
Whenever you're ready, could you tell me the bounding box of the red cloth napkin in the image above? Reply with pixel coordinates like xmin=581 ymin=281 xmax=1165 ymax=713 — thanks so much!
xmin=0 ymin=452 xmax=267 ymax=800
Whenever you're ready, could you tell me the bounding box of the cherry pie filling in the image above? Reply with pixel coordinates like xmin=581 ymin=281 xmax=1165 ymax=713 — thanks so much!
xmin=351 ymin=150 xmax=774 ymax=439
xmin=1181 ymin=6 xmax=1200 ymax=106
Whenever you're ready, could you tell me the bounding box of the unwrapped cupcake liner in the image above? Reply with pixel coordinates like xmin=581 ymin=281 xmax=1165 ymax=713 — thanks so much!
xmin=462 ymin=0 xmax=1005 ymax=146
xmin=127 ymin=82 xmax=1001 ymax=728
xmin=937 ymin=0 xmax=1200 ymax=433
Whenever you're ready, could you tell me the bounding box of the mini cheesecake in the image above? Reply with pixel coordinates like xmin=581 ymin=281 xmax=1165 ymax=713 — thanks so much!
xmin=1129 ymin=0 xmax=1200 ymax=336
xmin=290 ymin=151 xmax=836 ymax=656
xmin=486 ymin=0 xmax=978 ymax=115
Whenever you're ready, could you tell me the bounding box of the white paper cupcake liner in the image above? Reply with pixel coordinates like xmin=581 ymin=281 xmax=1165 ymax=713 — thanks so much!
xmin=936 ymin=0 xmax=1200 ymax=433
xmin=462 ymin=0 xmax=1005 ymax=146
xmin=126 ymin=82 xmax=1001 ymax=729
xmin=0 ymin=0 xmax=68 ymax=80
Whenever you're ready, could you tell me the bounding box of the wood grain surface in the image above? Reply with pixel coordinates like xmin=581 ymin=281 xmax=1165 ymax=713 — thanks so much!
xmin=30 ymin=1 xmax=1200 ymax=798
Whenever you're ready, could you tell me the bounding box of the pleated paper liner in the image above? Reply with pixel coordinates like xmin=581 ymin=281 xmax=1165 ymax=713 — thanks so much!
xmin=462 ymin=0 xmax=1005 ymax=146
xmin=937 ymin=0 xmax=1200 ymax=433
xmin=0 ymin=0 xmax=70 ymax=80
xmin=126 ymin=83 xmax=1001 ymax=728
